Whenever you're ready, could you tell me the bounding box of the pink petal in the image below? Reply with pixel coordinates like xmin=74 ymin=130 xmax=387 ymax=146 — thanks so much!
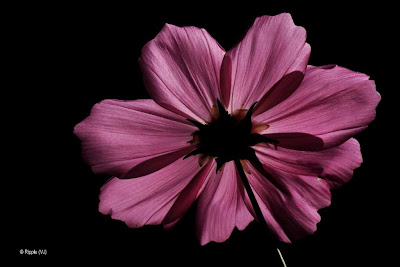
xmin=320 ymin=138 xmax=363 ymax=189
xmin=74 ymin=99 xmax=195 ymax=178
xmin=196 ymin=162 xmax=253 ymax=245
xmin=139 ymin=24 xmax=225 ymax=122
xmin=261 ymin=132 xmax=324 ymax=151
xmin=254 ymin=71 xmax=305 ymax=115
xmin=235 ymin=177 xmax=254 ymax=231
xmin=246 ymin=163 xmax=331 ymax=242
xmin=163 ymin=161 xmax=215 ymax=228
xmin=99 ymin=155 xmax=202 ymax=228
xmin=223 ymin=13 xmax=310 ymax=112
xmin=254 ymin=65 xmax=381 ymax=150
xmin=253 ymin=138 xmax=362 ymax=188
xmin=219 ymin=54 xmax=233 ymax=108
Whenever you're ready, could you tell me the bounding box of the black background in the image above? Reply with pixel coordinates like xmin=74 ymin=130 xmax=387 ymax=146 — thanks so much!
xmin=9 ymin=2 xmax=397 ymax=265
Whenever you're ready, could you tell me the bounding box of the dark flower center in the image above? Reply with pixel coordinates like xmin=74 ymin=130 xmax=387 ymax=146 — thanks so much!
xmin=184 ymin=100 xmax=278 ymax=172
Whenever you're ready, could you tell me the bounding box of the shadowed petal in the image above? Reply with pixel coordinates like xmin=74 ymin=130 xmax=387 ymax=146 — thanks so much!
xmin=121 ymin=146 xmax=194 ymax=179
xmin=235 ymin=179 xmax=254 ymax=231
xmin=246 ymin=164 xmax=331 ymax=242
xmin=219 ymin=54 xmax=233 ymax=108
xmin=163 ymin=161 xmax=215 ymax=228
xmin=99 ymin=156 xmax=202 ymax=228
xmin=74 ymin=99 xmax=195 ymax=178
xmin=140 ymin=24 xmax=225 ymax=122
xmin=253 ymin=138 xmax=362 ymax=187
xmin=253 ymin=71 xmax=304 ymax=115
xmin=261 ymin=132 xmax=324 ymax=151
xmin=254 ymin=65 xmax=381 ymax=150
xmin=196 ymin=162 xmax=253 ymax=245
xmin=223 ymin=13 xmax=310 ymax=112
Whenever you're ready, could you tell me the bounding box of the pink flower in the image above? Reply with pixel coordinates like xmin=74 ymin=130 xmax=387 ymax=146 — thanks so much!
xmin=74 ymin=13 xmax=380 ymax=245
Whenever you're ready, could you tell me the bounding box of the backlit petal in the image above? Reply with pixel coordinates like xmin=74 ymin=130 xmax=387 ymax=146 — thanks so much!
xmin=140 ymin=24 xmax=225 ymax=122
xmin=246 ymin=164 xmax=331 ymax=242
xmin=223 ymin=13 xmax=310 ymax=112
xmin=196 ymin=162 xmax=253 ymax=245
xmin=255 ymin=65 xmax=380 ymax=150
xmin=99 ymin=156 xmax=202 ymax=228
xmin=74 ymin=99 xmax=195 ymax=178
xmin=253 ymin=138 xmax=362 ymax=188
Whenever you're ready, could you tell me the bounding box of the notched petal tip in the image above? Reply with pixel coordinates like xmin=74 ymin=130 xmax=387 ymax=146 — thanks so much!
xmin=255 ymin=12 xmax=300 ymax=30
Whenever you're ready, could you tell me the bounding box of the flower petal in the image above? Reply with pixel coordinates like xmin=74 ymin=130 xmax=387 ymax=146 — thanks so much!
xmin=254 ymin=65 xmax=381 ymax=150
xmin=139 ymin=24 xmax=225 ymax=122
xmin=74 ymin=99 xmax=195 ymax=178
xmin=246 ymin=164 xmax=331 ymax=242
xmin=99 ymin=155 xmax=202 ymax=228
xmin=253 ymin=138 xmax=362 ymax=188
xmin=235 ymin=177 xmax=254 ymax=231
xmin=163 ymin=161 xmax=214 ymax=228
xmin=254 ymin=71 xmax=305 ymax=115
xmin=320 ymin=138 xmax=363 ymax=189
xmin=196 ymin=162 xmax=253 ymax=245
xmin=223 ymin=13 xmax=310 ymax=112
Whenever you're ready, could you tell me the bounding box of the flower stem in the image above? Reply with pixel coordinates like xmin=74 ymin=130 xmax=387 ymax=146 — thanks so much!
xmin=234 ymin=159 xmax=287 ymax=267
xmin=277 ymin=248 xmax=287 ymax=267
